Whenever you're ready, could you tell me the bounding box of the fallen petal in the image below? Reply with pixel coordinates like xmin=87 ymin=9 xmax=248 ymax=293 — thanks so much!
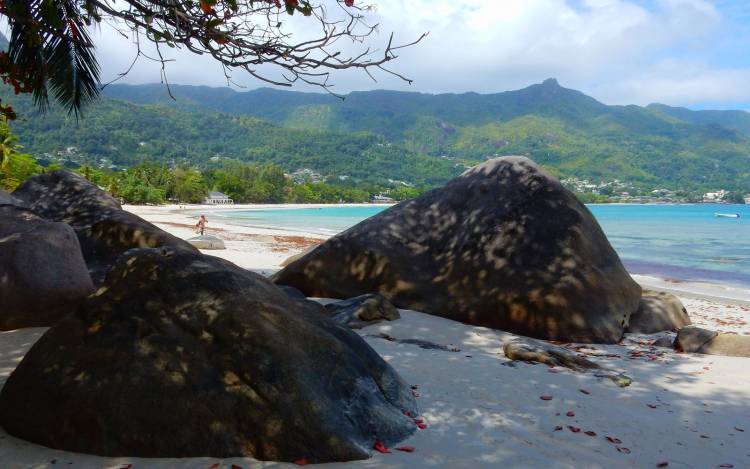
xmin=585 ymin=431 xmax=597 ymax=436
xmin=540 ymin=395 xmax=553 ymax=401
xmin=374 ymin=440 xmax=391 ymax=454
xmin=568 ymin=426 xmax=581 ymax=433
xmin=566 ymin=411 xmax=575 ymax=417
xmin=616 ymin=447 xmax=631 ymax=454
xmin=395 ymin=446 xmax=415 ymax=453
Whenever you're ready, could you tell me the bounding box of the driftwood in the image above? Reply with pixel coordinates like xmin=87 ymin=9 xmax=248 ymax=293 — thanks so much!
xmin=503 ymin=338 xmax=632 ymax=387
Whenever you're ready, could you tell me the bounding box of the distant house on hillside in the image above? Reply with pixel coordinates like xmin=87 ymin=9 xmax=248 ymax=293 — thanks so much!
xmin=744 ymin=194 xmax=750 ymax=205
xmin=204 ymin=191 xmax=234 ymax=205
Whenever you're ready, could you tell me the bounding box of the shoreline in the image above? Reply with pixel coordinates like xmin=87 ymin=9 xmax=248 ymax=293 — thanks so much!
xmin=129 ymin=203 xmax=750 ymax=304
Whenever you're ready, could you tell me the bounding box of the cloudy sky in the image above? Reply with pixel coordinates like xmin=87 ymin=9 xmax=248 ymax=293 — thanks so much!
xmin=91 ymin=0 xmax=750 ymax=109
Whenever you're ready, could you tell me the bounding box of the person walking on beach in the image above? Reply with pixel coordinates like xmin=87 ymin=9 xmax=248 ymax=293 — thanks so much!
xmin=196 ymin=215 xmax=207 ymax=236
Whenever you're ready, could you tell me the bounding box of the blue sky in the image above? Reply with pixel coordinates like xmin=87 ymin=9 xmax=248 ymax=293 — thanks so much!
xmin=90 ymin=0 xmax=750 ymax=110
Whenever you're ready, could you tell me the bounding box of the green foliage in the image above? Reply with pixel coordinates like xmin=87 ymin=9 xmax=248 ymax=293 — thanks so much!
xmin=101 ymin=80 xmax=750 ymax=192
xmin=725 ymin=192 xmax=746 ymax=204
xmin=173 ymin=168 xmax=208 ymax=203
xmin=0 ymin=121 xmax=39 ymax=190
xmin=4 ymin=79 xmax=750 ymax=197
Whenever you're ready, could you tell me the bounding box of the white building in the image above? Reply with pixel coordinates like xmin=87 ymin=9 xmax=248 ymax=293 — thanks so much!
xmin=203 ymin=191 xmax=234 ymax=205
xmin=744 ymin=194 xmax=750 ymax=204
xmin=703 ymin=190 xmax=728 ymax=203
xmin=372 ymin=194 xmax=395 ymax=203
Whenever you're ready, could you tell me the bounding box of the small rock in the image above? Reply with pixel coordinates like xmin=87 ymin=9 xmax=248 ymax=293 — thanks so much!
xmin=324 ymin=294 xmax=400 ymax=329
xmin=187 ymin=234 xmax=226 ymax=250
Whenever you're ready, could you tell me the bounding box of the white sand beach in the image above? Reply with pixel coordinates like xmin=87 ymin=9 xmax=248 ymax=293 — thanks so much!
xmin=1 ymin=204 xmax=749 ymax=469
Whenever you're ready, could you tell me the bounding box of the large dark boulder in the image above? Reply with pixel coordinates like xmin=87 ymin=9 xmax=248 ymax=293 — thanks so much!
xmin=12 ymin=170 xmax=121 ymax=227
xmin=626 ymin=289 xmax=691 ymax=334
xmin=0 ymin=248 xmax=417 ymax=462
xmin=274 ymin=156 xmax=641 ymax=343
xmin=80 ymin=210 xmax=198 ymax=285
xmin=13 ymin=170 xmax=196 ymax=285
xmin=0 ymin=205 xmax=94 ymax=330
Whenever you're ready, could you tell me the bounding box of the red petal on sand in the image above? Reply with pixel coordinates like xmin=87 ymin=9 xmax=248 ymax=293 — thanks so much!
xmin=566 ymin=411 xmax=575 ymax=417
xmin=403 ymin=410 xmax=414 ymax=418
xmin=540 ymin=395 xmax=553 ymax=400
xmin=208 ymin=464 xmax=220 ymax=469
xmin=231 ymin=465 xmax=243 ymax=469
xmin=374 ymin=440 xmax=391 ymax=454
xmin=719 ymin=465 xmax=734 ymax=468
xmin=554 ymin=426 xmax=563 ymax=431
xmin=395 ymin=446 xmax=415 ymax=453
xmin=579 ymin=389 xmax=591 ymax=395
xmin=657 ymin=461 xmax=669 ymax=468
xmin=294 ymin=459 xmax=309 ymax=466
xmin=584 ymin=431 xmax=597 ymax=437
xmin=616 ymin=447 xmax=631 ymax=454
xmin=568 ymin=426 xmax=581 ymax=433
xmin=416 ymin=420 xmax=428 ymax=429
xmin=606 ymin=436 xmax=622 ymax=444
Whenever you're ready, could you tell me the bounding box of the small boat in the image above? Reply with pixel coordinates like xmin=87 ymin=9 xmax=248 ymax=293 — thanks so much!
xmin=715 ymin=212 xmax=740 ymax=218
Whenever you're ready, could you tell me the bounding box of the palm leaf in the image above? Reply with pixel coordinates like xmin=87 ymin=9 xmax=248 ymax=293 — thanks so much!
xmin=6 ymin=0 xmax=101 ymax=116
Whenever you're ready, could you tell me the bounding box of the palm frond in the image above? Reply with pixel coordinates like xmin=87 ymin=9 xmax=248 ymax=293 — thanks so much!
xmin=5 ymin=0 xmax=101 ymax=117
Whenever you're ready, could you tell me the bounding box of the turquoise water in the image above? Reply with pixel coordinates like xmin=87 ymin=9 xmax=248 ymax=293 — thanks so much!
xmin=214 ymin=204 xmax=750 ymax=287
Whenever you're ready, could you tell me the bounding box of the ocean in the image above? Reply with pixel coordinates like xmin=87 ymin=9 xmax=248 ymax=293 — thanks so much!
xmin=211 ymin=204 xmax=750 ymax=288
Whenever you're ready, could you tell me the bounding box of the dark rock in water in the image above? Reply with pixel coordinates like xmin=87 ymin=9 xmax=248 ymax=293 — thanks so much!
xmin=187 ymin=234 xmax=226 ymax=250
xmin=627 ymin=290 xmax=691 ymax=334
xmin=0 ymin=189 xmax=27 ymax=208
xmin=13 ymin=170 xmax=196 ymax=285
xmin=676 ymin=326 xmax=750 ymax=357
xmin=325 ymin=294 xmax=400 ymax=329
xmin=274 ymin=156 xmax=641 ymax=343
xmin=0 ymin=205 xmax=94 ymax=330
xmin=674 ymin=326 xmax=718 ymax=353
xmin=12 ymin=170 xmax=121 ymax=227
xmin=0 ymin=248 xmax=416 ymax=462
xmin=503 ymin=338 xmax=632 ymax=387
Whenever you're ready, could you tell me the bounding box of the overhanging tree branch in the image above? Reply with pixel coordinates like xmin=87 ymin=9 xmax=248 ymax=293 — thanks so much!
xmin=0 ymin=0 xmax=425 ymax=117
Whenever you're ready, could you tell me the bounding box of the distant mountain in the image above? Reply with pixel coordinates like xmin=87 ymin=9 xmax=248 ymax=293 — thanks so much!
xmin=4 ymin=79 xmax=750 ymax=191
xmin=647 ymin=103 xmax=750 ymax=136
xmin=0 ymin=88 xmax=462 ymax=186
xmin=101 ymin=79 xmax=750 ymax=190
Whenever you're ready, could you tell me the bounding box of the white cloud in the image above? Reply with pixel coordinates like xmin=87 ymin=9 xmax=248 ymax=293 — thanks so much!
xmin=90 ymin=0 xmax=750 ymax=107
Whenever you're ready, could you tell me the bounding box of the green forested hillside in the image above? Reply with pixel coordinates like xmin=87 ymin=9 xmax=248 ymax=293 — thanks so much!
xmin=4 ymin=79 xmax=750 ymax=191
xmin=1 ymin=89 xmax=464 ymax=187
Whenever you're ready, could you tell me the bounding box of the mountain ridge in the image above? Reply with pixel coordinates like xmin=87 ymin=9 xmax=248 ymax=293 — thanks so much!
xmin=4 ymin=79 xmax=750 ymax=191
